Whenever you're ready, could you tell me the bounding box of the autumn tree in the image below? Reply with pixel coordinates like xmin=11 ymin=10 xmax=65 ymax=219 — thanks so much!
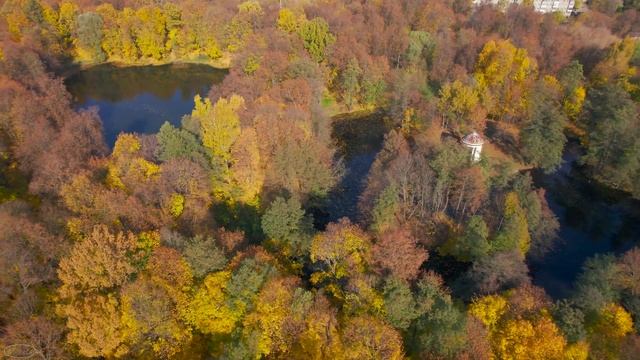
xmin=134 ymin=7 xmax=167 ymax=60
xmin=58 ymin=294 xmax=127 ymax=358
xmin=457 ymin=250 xmax=530 ymax=297
xmin=587 ymin=304 xmax=634 ymax=359
xmin=342 ymin=315 xmax=405 ymax=359
xmin=182 ymin=271 xmax=240 ymax=335
xmin=474 ymin=39 xmax=537 ymax=121
xmin=57 ymin=225 xmax=137 ymax=297
xmin=121 ymin=274 xmax=192 ymax=357
xmin=309 ymin=218 xmax=371 ymax=298
xmin=0 ymin=316 xmax=66 ymax=360
xmin=438 ymin=79 xmax=482 ymax=131
xmin=196 ymin=94 xmax=244 ymax=163
xmin=469 ymin=292 xmax=570 ymax=360
xmin=371 ymin=227 xmax=428 ymax=281
xmin=241 ymin=277 xmax=298 ymax=358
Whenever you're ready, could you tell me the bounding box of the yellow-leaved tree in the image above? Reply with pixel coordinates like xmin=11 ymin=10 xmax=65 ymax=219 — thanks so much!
xmin=468 ymin=294 xmax=509 ymax=330
xmin=437 ymin=80 xmax=482 ymax=131
xmin=242 ymin=278 xmax=296 ymax=357
xmin=230 ymin=127 xmax=264 ymax=204
xmin=469 ymin=293 xmax=572 ymax=360
xmin=58 ymin=294 xmax=128 ymax=358
xmin=474 ymin=39 xmax=537 ymax=122
xmin=309 ymin=218 xmax=371 ymax=299
xmin=182 ymin=271 xmax=241 ymax=335
xmin=587 ymin=303 xmax=634 ymax=359
xmin=107 ymin=133 xmax=160 ymax=190
xmin=197 ymin=94 xmax=244 ymax=161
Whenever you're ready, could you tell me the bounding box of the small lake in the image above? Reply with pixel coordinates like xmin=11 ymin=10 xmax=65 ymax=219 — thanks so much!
xmin=66 ymin=65 xmax=639 ymax=300
xmin=65 ymin=63 xmax=227 ymax=146
xmin=529 ymin=141 xmax=640 ymax=298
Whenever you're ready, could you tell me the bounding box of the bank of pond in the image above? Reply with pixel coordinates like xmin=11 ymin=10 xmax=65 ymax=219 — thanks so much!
xmin=65 ymin=64 xmax=640 ymax=299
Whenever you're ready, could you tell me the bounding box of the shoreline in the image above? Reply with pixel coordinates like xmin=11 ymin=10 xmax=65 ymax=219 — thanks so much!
xmin=58 ymin=56 xmax=231 ymax=79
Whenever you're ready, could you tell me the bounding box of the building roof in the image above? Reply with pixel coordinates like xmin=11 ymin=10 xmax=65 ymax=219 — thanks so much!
xmin=462 ymin=131 xmax=484 ymax=146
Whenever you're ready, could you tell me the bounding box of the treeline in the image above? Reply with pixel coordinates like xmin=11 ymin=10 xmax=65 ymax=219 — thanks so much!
xmin=1 ymin=0 xmax=640 ymax=359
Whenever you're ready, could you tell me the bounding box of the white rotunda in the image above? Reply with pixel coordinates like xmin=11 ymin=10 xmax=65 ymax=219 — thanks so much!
xmin=462 ymin=131 xmax=484 ymax=162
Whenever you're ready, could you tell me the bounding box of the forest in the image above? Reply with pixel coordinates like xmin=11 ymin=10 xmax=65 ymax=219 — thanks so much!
xmin=0 ymin=0 xmax=640 ymax=358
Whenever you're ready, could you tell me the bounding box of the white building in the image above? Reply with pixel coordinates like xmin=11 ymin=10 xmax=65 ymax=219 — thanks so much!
xmin=472 ymin=0 xmax=575 ymax=16
xmin=462 ymin=131 xmax=485 ymax=162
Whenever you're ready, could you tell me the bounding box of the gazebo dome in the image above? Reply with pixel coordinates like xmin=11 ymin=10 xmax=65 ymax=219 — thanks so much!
xmin=461 ymin=131 xmax=484 ymax=146
xmin=461 ymin=131 xmax=484 ymax=162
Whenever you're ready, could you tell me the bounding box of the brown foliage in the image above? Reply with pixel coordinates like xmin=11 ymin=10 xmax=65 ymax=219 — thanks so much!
xmin=618 ymin=247 xmax=640 ymax=296
xmin=372 ymin=227 xmax=428 ymax=281
xmin=58 ymin=225 xmax=137 ymax=296
xmin=0 ymin=316 xmax=67 ymax=360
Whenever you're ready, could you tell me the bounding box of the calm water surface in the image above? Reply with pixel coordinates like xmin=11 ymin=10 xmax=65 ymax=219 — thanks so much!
xmin=529 ymin=141 xmax=640 ymax=298
xmin=65 ymin=63 xmax=227 ymax=146
xmin=66 ymin=65 xmax=639 ymax=299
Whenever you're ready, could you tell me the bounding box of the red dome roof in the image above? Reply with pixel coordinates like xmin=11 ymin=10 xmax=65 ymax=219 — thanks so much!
xmin=462 ymin=131 xmax=484 ymax=146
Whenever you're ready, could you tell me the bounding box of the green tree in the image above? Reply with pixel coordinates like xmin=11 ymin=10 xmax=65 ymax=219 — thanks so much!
xmin=341 ymin=58 xmax=362 ymax=110
xmin=156 ymin=121 xmax=211 ymax=168
xmin=441 ymin=215 xmax=490 ymax=262
xmin=298 ymin=17 xmax=335 ymax=62
xmin=492 ymin=192 xmax=531 ymax=256
xmin=261 ymin=196 xmax=313 ymax=257
xmin=521 ymin=81 xmax=568 ymax=173
xmin=182 ymin=235 xmax=227 ymax=278
xmin=382 ymin=278 xmax=421 ymax=330
xmin=75 ymin=12 xmax=106 ymax=62
xmin=558 ymin=60 xmax=586 ymax=121
xmin=370 ymin=184 xmax=399 ymax=233
xmin=580 ymin=83 xmax=640 ymax=197
xmin=409 ymin=274 xmax=468 ymax=358
xmin=405 ymin=30 xmax=434 ymax=66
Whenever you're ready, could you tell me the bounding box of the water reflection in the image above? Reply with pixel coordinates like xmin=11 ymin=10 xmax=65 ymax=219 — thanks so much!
xmin=315 ymin=111 xmax=390 ymax=227
xmin=65 ymin=63 xmax=227 ymax=146
xmin=530 ymin=141 xmax=640 ymax=298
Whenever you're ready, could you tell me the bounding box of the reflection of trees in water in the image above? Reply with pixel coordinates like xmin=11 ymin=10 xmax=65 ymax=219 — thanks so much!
xmin=317 ymin=111 xmax=390 ymax=225
xmin=545 ymin=162 xmax=640 ymax=247
xmin=66 ymin=64 xmax=227 ymax=103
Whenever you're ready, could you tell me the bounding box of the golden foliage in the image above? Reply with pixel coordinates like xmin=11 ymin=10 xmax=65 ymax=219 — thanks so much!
xmin=182 ymin=271 xmax=240 ymax=335
xmin=474 ymin=39 xmax=537 ymax=120
xmin=57 ymin=225 xmax=137 ymax=297
xmin=58 ymin=294 xmax=127 ymax=358
xmin=469 ymin=295 xmax=509 ymax=330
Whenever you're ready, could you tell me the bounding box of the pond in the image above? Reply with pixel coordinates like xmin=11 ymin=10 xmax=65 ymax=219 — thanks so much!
xmin=529 ymin=141 xmax=640 ymax=298
xmin=65 ymin=63 xmax=227 ymax=146
xmin=66 ymin=64 xmax=639 ymax=300
xmin=330 ymin=119 xmax=640 ymax=299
